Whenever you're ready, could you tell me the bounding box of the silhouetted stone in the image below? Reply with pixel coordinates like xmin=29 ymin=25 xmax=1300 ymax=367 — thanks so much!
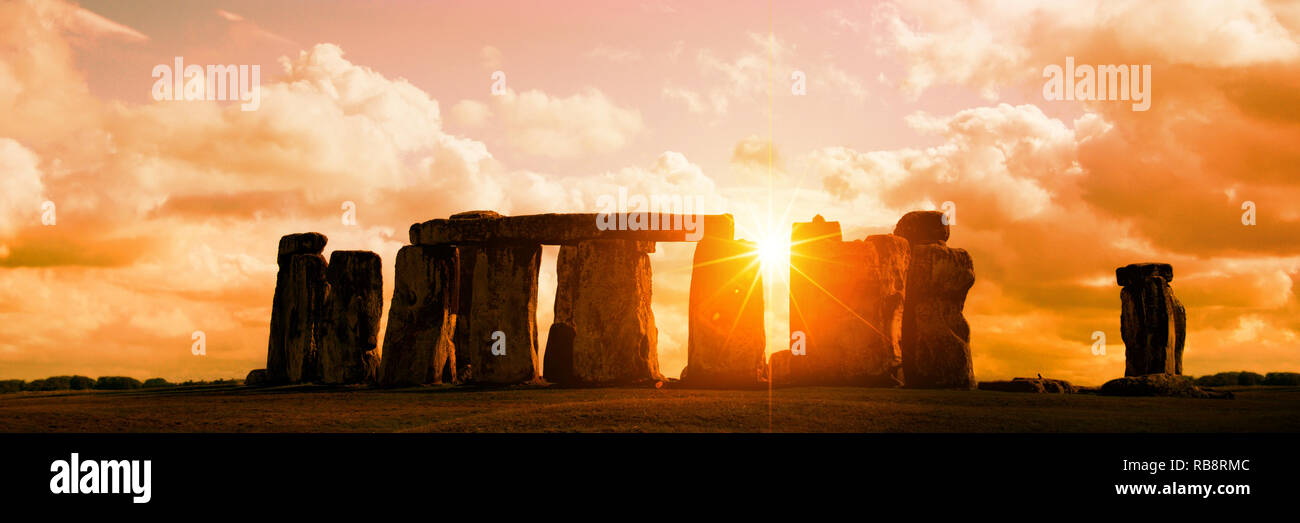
xmin=379 ymin=245 xmax=459 ymax=387
xmin=464 ymin=243 xmax=542 ymax=384
xmin=267 ymin=233 xmax=328 ymax=384
xmin=1116 ymin=263 xmax=1183 ymax=376
xmin=543 ymin=323 xmax=575 ymax=384
xmin=893 ymin=211 xmax=949 ymax=246
xmin=901 ymin=243 xmax=976 ymax=389
xmin=1173 ymin=296 xmax=1186 ymax=374
xmin=563 ymin=240 xmax=662 ymax=385
xmin=683 ymin=238 xmax=765 ymax=387
xmin=319 ymin=251 xmax=382 ymax=385
xmin=1100 ymin=374 xmax=1232 ymax=399
xmin=451 ymin=244 xmax=479 ymax=379
xmin=781 ymin=229 xmax=909 ymax=386
xmin=245 ymin=369 xmax=270 ymax=387
xmin=281 ymin=253 xmax=328 ymax=384
xmin=979 ymin=377 xmax=1076 ymax=393
xmin=277 ymin=232 xmax=328 ymax=265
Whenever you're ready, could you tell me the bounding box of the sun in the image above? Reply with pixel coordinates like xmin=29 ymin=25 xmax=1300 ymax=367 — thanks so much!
xmin=755 ymin=231 xmax=790 ymax=275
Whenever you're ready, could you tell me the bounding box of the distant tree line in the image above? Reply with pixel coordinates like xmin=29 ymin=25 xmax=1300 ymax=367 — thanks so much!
xmin=0 ymin=376 xmax=239 ymax=394
xmin=1194 ymin=371 xmax=1300 ymax=387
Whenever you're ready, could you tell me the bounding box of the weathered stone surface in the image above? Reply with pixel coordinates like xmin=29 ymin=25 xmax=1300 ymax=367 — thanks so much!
xmin=901 ymin=243 xmax=976 ymax=389
xmin=378 ymin=245 xmax=459 ymax=387
xmin=683 ymin=238 xmax=765 ymax=387
xmin=277 ymin=232 xmax=327 ymax=265
xmin=411 ymin=213 xmax=735 ymax=245
xmin=783 ymin=229 xmax=910 ymax=386
xmin=1173 ymin=295 xmax=1186 ymax=374
xmin=1116 ymin=263 xmax=1173 ymax=287
xmin=464 ymin=243 xmax=542 ymax=384
xmin=451 ymin=210 xmax=503 ymax=221
xmin=979 ymin=377 xmax=1076 ymax=394
xmin=1117 ymin=263 xmax=1183 ymax=376
xmin=563 ymin=240 xmax=662 ymax=386
xmin=280 ymin=253 xmax=328 ymax=384
xmin=1100 ymin=373 xmax=1233 ymax=399
xmin=893 ymin=211 xmax=949 ymax=246
xmin=319 ymin=251 xmax=382 ymax=385
xmin=451 ymin=244 xmax=479 ymax=379
xmin=267 ymin=233 xmax=328 ymax=384
xmin=244 ymin=369 xmax=270 ymax=387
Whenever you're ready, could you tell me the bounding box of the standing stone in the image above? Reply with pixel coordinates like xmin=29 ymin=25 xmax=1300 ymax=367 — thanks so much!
xmin=542 ymin=323 xmax=576 ymax=385
xmin=821 ymin=235 xmax=909 ymax=385
xmin=378 ymin=245 xmax=459 ymax=387
xmin=465 ymin=243 xmax=542 ymax=384
xmin=784 ymin=216 xmax=841 ymax=385
xmin=897 ymin=216 xmax=976 ymax=389
xmin=560 ymin=240 xmax=662 ymax=386
xmin=446 ymin=211 xmax=499 ymax=379
xmin=267 ymin=233 xmax=328 ymax=384
xmin=893 ymin=210 xmax=949 ymax=246
xmin=1173 ymin=296 xmax=1186 ymax=375
xmin=282 ymin=253 xmax=328 ymax=384
xmin=452 ymin=244 xmax=479 ymax=379
xmin=1117 ymin=263 xmax=1184 ymax=376
xmin=319 ymin=251 xmax=383 ymax=385
xmin=784 ymin=216 xmax=909 ymax=386
xmin=683 ymin=238 xmax=765 ymax=387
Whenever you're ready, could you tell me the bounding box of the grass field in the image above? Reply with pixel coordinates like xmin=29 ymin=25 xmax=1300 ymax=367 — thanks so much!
xmin=1 ymin=384 xmax=1297 ymax=432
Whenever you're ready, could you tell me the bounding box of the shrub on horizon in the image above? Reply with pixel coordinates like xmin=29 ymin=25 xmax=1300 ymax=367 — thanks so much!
xmin=0 ymin=380 xmax=24 ymax=393
xmin=94 ymin=376 xmax=142 ymax=390
xmin=1237 ymin=371 xmax=1264 ymax=386
xmin=142 ymin=378 xmax=172 ymax=388
xmin=1263 ymin=372 xmax=1300 ymax=386
xmin=69 ymin=375 xmax=95 ymax=390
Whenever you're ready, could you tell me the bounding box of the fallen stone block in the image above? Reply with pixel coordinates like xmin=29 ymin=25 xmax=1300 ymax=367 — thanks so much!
xmin=1100 ymin=373 xmax=1233 ymax=399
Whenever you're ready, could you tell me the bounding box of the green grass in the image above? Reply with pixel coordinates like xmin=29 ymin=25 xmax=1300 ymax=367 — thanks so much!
xmin=0 ymin=384 xmax=1296 ymax=432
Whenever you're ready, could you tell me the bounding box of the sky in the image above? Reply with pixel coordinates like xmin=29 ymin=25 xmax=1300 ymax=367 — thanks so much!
xmin=1 ymin=0 xmax=1299 ymax=385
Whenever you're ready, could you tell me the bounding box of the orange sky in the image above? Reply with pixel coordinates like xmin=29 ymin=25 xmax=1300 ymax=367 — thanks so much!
xmin=1 ymin=0 xmax=1298 ymax=385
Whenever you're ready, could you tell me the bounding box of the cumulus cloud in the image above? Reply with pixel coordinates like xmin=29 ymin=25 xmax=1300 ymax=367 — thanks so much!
xmin=665 ymin=32 xmax=869 ymax=114
xmin=492 ymin=88 xmax=644 ymax=158
xmin=0 ymin=139 xmax=44 ymax=238
xmin=873 ymin=0 xmax=1300 ymax=100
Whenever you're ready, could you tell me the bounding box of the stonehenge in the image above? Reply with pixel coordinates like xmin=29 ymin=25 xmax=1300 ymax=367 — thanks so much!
xmin=249 ymin=208 xmax=1226 ymax=399
xmin=255 ymin=209 xmax=988 ymax=391
xmin=1116 ymin=263 xmax=1185 ymax=376
xmin=775 ymin=216 xmax=909 ymax=386
xmin=896 ymin=211 xmax=976 ymax=389
xmin=264 ymin=233 xmax=381 ymax=385
xmin=397 ymin=211 xmax=736 ymax=387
